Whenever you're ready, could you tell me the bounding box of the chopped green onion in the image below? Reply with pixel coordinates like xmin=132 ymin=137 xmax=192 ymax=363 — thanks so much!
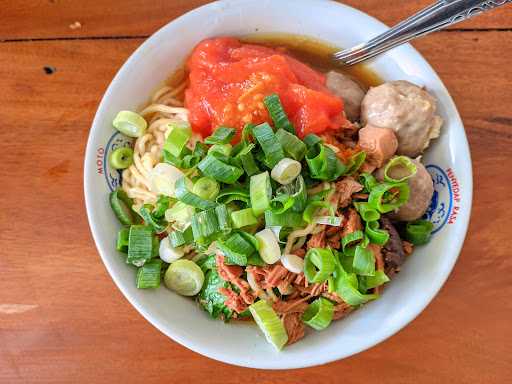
xmin=341 ymin=230 xmax=364 ymax=251
xmin=264 ymin=211 xmax=305 ymax=228
xmin=242 ymin=123 xmax=255 ymax=143
xmin=208 ymin=143 xmax=232 ymax=157
xmin=252 ymin=123 xmax=285 ymax=168
xmin=152 ymin=196 xmax=172 ymax=219
xmin=198 ymin=153 xmax=243 ymax=184
xmin=236 ymin=144 xmax=260 ymax=176
xmin=227 ymin=232 xmax=257 ymax=254
xmin=250 ymin=171 xmax=272 ymax=217
xmin=306 ymin=143 xmax=347 ymax=181
xmin=215 ymin=204 xmax=231 ymax=232
xmin=368 ymin=182 xmax=410 ymax=213
xmin=333 ymin=272 xmax=378 ymax=306
xmin=116 ymin=227 xmax=130 ymax=253
xmin=384 ymin=156 xmax=417 ymax=183
xmin=264 ymin=94 xmax=295 ymax=134
xmin=218 ymin=232 xmax=257 ymax=266
xmin=204 ymin=126 xmax=235 ymax=145
xmin=149 ymin=163 xmax=184 ymax=197
xmin=359 ymin=271 xmax=390 ymax=292
xmin=255 ymin=228 xmax=281 ymax=264
xmin=352 ymin=244 xmax=375 ymax=276
xmin=354 ymin=202 xmax=381 ymax=222
xmin=164 ymin=259 xmax=205 ymax=296
xmin=346 ymin=151 xmax=367 ymax=175
xmin=249 ymin=300 xmax=288 ymax=350
xmin=331 ymin=258 xmax=378 ymax=306
xmin=175 ymin=177 xmax=217 ymax=210
xmin=302 ymin=297 xmax=334 ymax=331
xmin=231 ymin=208 xmax=258 ymax=228
xmin=136 ymin=259 xmax=162 ymax=289
xmin=303 ymin=134 xmax=322 ymax=149
xmin=163 ymin=121 xmax=191 ymax=157
xmin=304 ymin=248 xmax=336 ymax=283
xmin=193 ymin=141 xmax=208 ymax=158
xmin=277 ymin=175 xmax=307 ymax=212
xmin=165 ymin=201 xmax=195 ymax=232
xmin=192 ymin=177 xmax=220 ymax=201
xmin=315 ymin=216 xmax=342 ymax=226
xmin=303 ymin=201 xmax=335 ymax=224
xmin=113 ymin=110 xmax=147 ymax=138
xmin=359 ymin=173 xmax=378 ymax=193
xmin=365 ymin=221 xmax=390 ymax=246
xmin=139 ymin=204 xmax=167 ymax=233
xmin=127 ymin=225 xmax=154 ymax=266
xmin=216 ymin=186 xmax=250 ymax=206
xmin=405 ymin=220 xmax=434 ymax=245
xmin=168 ymin=227 xmax=193 ymax=248
xmin=191 ymin=208 xmax=220 ymax=244
xmin=270 ymin=193 xmax=294 ymax=214
xmin=271 ymin=158 xmax=302 ymax=185
xmin=109 ymin=189 xmax=135 ymax=225
xmin=217 ymin=241 xmax=247 ymax=266
xmin=275 ymin=129 xmax=306 ymax=161
xmin=109 ymin=147 xmax=133 ymax=169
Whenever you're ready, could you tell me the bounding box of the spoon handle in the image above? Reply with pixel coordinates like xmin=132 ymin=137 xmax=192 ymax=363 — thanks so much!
xmin=333 ymin=0 xmax=512 ymax=65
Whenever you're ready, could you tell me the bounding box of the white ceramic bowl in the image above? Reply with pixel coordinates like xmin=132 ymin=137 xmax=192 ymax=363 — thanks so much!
xmin=84 ymin=0 xmax=472 ymax=369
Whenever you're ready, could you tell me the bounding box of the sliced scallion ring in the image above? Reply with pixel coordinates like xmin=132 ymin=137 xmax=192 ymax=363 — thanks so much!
xmin=255 ymin=228 xmax=281 ymax=264
xmin=109 ymin=188 xmax=135 ymax=225
xmin=250 ymin=171 xmax=272 ymax=217
xmin=192 ymin=177 xmax=220 ymax=201
xmin=249 ymin=300 xmax=288 ymax=350
xmin=149 ymin=163 xmax=185 ymax=197
xmin=368 ymin=182 xmax=410 ymax=213
xmin=302 ymin=297 xmax=334 ymax=331
xmin=113 ymin=110 xmax=147 ymax=138
xmin=231 ymin=208 xmax=258 ymax=228
xmin=304 ymin=248 xmax=336 ymax=283
xmin=164 ymin=259 xmax=204 ymax=296
xmin=109 ymin=147 xmax=133 ymax=169
xmin=405 ymin=220 xmax=434 ymax=245
xmin=384 ymin=156 xmax=417 ymax=183
xmin=280 ymin=253 xmax=305 ymax=274
xmin=159 ymin=236 xmax=185 ymax=263
xmin=271 ymin=158 xmax=302 ymax=185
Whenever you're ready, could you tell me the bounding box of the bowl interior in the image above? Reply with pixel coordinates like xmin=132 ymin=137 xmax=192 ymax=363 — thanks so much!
xmin=84 ymin=0 xmax=472 ymax=369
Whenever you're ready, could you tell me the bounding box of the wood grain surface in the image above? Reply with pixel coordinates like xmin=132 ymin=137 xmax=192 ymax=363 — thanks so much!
xmin=1 ymin=1 xmax=511 ymax=383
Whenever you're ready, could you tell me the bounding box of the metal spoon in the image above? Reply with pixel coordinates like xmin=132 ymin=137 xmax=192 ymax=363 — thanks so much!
xmin=332 ymin=0 xmax=511 ymax=65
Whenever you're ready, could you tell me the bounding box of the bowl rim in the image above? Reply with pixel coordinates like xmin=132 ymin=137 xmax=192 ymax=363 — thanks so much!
xmin=84 ymin=0 xmax=473 ymax=369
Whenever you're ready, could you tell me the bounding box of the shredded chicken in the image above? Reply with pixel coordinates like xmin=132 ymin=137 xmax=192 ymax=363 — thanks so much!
xmin=403 ymin=241 xmax=414 ymax=255
xmin=273 ymin=297 xmax=310 ymax=315
xmin=265 ymin=265 xmax=289 ymax=287
xmin=218 ymin=287 xmax=248 ymax=313
xmin=293 ymin=248 xmax=306 ymax=258
xmin=282 ymin=313 xmax=306 ymax=345
xmin=335 ymin=176 xmax=363 ymax=208
xmin=307 ymin=227 xmax=326 ymax=249
xmin=322 ymin=291 xmax=344 ymax=304
xmin=341 ymin=208 xmax=363 ymax=238
xmin=333 ymin=302 xmax=353 ymax=320
xmin=216 ymin=254 xmax=254 ymax=306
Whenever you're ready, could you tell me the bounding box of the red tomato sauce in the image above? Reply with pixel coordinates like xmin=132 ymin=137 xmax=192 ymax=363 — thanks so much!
xmin=185 ymin=37 xmax=348 ymax=139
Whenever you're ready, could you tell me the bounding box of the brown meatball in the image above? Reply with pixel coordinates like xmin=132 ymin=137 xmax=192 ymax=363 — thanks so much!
xmin=376 ymin=157 xmax=434 ymax=221
xmin=361 ymin=81 xmax=442 ymax=157
xmin=325 ymin=71 xmax=366 ymax=122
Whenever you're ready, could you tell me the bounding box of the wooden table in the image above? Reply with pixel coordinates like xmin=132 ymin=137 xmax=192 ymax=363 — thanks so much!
xmin=1 ymin=1 xmax=511 ymax=382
